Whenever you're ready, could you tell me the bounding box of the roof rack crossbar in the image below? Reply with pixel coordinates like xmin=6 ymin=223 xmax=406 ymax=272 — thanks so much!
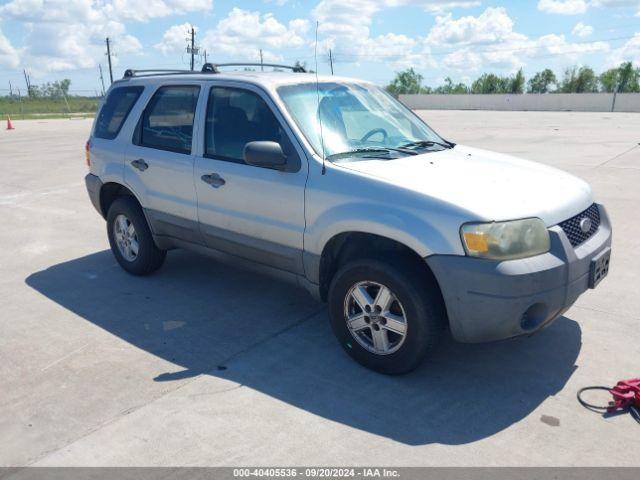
xmin=123 ymin=69 xmax=194 ymax=78
xmin=201 ymin=62 xmax=306 ymax=73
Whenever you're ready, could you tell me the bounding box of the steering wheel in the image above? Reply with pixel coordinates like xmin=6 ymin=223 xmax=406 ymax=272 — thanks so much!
xmin=360 ymin=128 xmax=388 ymax=143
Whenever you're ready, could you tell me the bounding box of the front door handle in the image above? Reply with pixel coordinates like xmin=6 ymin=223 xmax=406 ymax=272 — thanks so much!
xmin=201 ymin=173 xmax=226 ymax=188
xmin=131 ymin=159 xmax=149 ymax=171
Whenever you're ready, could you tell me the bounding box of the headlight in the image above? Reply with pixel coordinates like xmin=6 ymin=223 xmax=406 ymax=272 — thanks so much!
xmin=460 ymin=218 xmax=550 ymax=260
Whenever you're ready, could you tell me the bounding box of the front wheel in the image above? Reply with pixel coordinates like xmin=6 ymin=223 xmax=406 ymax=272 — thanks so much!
xmin=106 ymin=196 xmax=166 ymax=275
xmin=328 ymin=259 xmax=445 ymax=374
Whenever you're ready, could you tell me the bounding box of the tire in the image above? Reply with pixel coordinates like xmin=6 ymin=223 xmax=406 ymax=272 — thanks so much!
xmin=328 ymin=258 xmax=445 ymax=375
xmin=106 ymin=196 xmax=166 ymax=275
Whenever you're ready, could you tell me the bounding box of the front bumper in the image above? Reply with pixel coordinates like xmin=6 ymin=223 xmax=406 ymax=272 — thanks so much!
xmin=426 ymin=204 xmax=612 ymax=343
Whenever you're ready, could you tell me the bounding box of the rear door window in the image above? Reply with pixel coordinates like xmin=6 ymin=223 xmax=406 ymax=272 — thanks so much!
xmin=94 ymin=86 xmax=143 ymax=140
xmin=140 ymin=85 xmax=200 ymax=154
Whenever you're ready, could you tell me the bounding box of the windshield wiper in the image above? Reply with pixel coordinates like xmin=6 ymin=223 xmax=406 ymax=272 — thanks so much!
xmin=326 ymin=147 xmax=417 ymax=161
xmin=400 ymin=140 xmax=454 ymax=150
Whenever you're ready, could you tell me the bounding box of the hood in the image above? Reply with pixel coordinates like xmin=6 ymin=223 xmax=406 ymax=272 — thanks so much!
xmin=336 ymin=145 xmax=592 ymax=226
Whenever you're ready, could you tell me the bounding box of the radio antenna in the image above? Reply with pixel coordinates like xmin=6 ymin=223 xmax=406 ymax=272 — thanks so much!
xmin=314 ymin=21 xmax=326 ymax=175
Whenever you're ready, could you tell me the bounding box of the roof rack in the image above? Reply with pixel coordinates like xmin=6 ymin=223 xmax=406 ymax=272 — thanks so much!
xmin=202 ymin=62 xmax=307 ymax=73
xmin=123 ymin=69 xmax=193 ymax=78
xmin=122 ymin=62 xmax=307 ymax=79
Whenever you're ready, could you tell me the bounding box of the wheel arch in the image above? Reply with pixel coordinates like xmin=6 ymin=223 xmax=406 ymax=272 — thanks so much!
xmin=98 ymin=182 xmax=141 ymax=219
xmin=315 ymin=231 xmax=445 ymax=306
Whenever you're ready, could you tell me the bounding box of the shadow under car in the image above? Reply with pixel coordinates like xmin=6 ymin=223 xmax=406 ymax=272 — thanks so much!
xmin=25 ymin=249 xmax=582 ymax=445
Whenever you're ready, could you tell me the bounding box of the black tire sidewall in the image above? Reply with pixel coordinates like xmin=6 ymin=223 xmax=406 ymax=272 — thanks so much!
xmin=328 ymin=259 xmax=438 ymax=374
xmin=106 ymin=196 xmax=164 ymax=275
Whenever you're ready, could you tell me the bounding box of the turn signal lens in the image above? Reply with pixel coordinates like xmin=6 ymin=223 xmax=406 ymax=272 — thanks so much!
xmin=462 ymin=232 xmax=489 ymax=253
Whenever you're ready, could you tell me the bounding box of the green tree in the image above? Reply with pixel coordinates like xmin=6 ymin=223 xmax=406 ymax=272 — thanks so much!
xmin=560 ymin=66 xmax=598 ymax=93
xmin=385 ymin=68 xmax=428 ymax=96
xmin=509 ymin=68 xmax=525 ymax=94
xmin=434 ymin=76 xmax=469 ymax=94
xmin=600 ymin=62 xmax=640 ymax=93
xmin=33 ymin=79 xmax=72 ymax=98
xmin=57 ymin=79 xmax=71 ymax=96
xmin=471 ymin=73 xmax=511 ymax=94
xmin=527 ymin=69 xmax=557 ymax=93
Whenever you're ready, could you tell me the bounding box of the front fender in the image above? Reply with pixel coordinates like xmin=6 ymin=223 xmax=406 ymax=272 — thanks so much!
xmin=305 ymin=202 xmax=461 ymax=259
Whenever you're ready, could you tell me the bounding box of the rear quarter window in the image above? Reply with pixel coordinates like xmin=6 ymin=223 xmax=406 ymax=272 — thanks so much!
xmin=94 ymin=86 xmax=144 ymax=140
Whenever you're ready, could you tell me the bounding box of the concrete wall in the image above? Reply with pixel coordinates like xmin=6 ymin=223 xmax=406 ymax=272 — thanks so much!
xmin=399 ymin=93 xmax=640 ymax=112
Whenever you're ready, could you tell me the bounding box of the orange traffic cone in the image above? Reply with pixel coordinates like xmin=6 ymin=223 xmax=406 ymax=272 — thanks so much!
xmin=6 ymin=116 xmax=15 ymax=130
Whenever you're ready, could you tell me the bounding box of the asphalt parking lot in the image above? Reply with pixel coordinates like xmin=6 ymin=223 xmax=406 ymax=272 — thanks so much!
xmin=1 ymin=111 xmax=639 ymax=466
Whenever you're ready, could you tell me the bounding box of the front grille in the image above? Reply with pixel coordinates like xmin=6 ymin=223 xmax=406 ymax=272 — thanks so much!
xmin=559 ymin=203 xmax=600 ymax=247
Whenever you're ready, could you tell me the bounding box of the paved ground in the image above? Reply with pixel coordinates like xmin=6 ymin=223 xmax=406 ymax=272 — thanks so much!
xmin=1 ymin=112 xmax=639 ymax=467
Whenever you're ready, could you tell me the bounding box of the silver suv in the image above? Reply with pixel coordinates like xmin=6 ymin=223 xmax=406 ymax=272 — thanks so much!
xmin=85 ymin=63 xmax=611 ymax=374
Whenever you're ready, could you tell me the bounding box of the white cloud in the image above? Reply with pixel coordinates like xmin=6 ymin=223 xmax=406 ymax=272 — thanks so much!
xmin=425 ymin=8 xmax=528 ymax=70
xmin=106 ymin=0 xmax=212 ymax=23
xmin=154 ymin=23 xmax=194 ymax=55
xmin=537 ymin=0 xmax=587 ymax=15
xmin=22 ymin=19 xmax=142 ymax=72
xmin=0 ymin=27 xmax=20 ymax=69
xmin=311 ymin=1 xmax=475 ymax=68
xmin=0 ymin=0 xmax=212 ymax=72
xmin=608 ymin=32 xmax=640 ymax=66
xmin=591 ymin=0 xmax=640 ymax=16
xmin=572 ymin=22 xmax=593 ymax=37
xmin=591 ymin=0 xmax=639 ymax=7
xmin=442 ymin=49 xmax=482 ymax=70
xmin=424 ymin=7 xmax=609 ymax=72
xmin=426 ymin=7 xmax=526 ymax=46
xmin=534 ymin=33 xmax=609 ymax=56
xmin=201 ymin=8 xmax=308 ymax=62
xmin=0 ymin=0 xmax=103 ymax=23
xmin=422 ymin=1 xmax=481 ymax=14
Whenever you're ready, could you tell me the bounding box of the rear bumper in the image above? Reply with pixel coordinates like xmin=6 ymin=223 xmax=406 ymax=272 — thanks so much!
xmin=426 ymin=204 xmax=612 ymax=343
xmin=85 ymin=173 xmax=104 ymax=218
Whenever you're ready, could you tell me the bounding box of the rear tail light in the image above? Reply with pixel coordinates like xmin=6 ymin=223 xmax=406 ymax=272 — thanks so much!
xmin=85 ymin=140 xmax=91 ymax=167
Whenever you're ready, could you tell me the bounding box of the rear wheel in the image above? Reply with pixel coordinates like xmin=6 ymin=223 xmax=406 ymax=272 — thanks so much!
xmin=328 ymin=259 xmax=444 ymax=374
xmin=107 ymin=196 xmax=166 ymax=275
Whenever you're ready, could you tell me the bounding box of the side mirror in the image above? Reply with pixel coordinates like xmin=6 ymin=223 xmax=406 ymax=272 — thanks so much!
xmin=243 ymin=141 xmax=287 ymax=170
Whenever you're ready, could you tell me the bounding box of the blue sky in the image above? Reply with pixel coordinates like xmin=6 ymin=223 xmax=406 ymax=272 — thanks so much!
xmin=0 ymin=0 xmax=639 ymax=94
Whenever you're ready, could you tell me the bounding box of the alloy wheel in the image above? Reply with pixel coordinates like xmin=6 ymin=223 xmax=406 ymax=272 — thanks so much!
xmin=343 ymin=280 xmax=408 ymax=355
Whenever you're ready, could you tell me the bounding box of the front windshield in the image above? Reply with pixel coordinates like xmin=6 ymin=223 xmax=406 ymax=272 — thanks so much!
xmin=277 ymin=82 xmax=447 ymax=160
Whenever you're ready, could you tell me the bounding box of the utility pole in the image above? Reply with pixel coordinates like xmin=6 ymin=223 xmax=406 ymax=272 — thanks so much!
xmin=105 ymin=37 xmax=113 ymax=84
xmin=260 ymin=49 xmax=264 ymax=71
xmin=9 ymin=81 xmax=13 ymax=97
xmin=23 ymin=69 xmax=31 ymax=95
xmin=98 ymin=64 xmax=106 ymax=96
xmin=203 ymin=49 xmax=207 ymax=64
xmin=190 ymin=26 xmax=195 ymax=71
xmin=329 ymin=49 xmax=334 ymax=75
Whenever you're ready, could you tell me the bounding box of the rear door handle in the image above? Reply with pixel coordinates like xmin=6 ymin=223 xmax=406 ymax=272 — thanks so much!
xmin=131 ymin=159 xmax=148 ymax=171
xmin=201 ymin=173 xmax=226 ymax=188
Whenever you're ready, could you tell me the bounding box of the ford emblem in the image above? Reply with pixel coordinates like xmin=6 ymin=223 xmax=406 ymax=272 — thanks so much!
xmin=579 ymin=217 xmax=592 ymax=233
